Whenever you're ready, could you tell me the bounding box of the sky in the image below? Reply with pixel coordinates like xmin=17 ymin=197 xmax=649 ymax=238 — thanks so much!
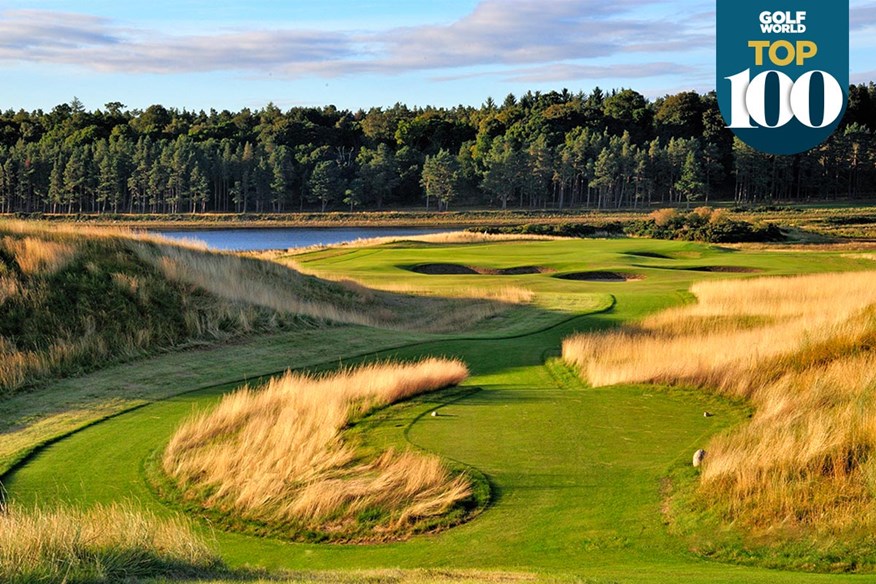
xmin=1 ymin=0 xmax=874 ymax=113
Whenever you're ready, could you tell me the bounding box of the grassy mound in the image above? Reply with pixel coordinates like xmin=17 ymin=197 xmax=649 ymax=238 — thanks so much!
xmin=0 ymin=502 xmax=221 ymax=583
xmin=0 ymin=221 xmax=523 ymax=394
xmin=158 ymin=359 xmax=483 ymax=543
xmin=563 ymin=271 xmax=876 ymax=571
xmin=0 ymin=222 xmax=305 ymax=395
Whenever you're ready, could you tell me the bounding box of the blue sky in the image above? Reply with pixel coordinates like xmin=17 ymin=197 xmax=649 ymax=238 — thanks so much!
xmin=1 ymin=0 xmax=874 ymax=112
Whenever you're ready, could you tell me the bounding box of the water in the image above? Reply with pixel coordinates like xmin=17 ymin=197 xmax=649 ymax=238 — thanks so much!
xmin=153 ymin=227 xmax=455 ymax=251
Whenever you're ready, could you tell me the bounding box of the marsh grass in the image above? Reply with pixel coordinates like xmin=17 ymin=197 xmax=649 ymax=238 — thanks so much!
xmin=0 ymin=502 xmax=221 ymax=583
xmin=563 ymin=271 xmax=876 ymax=569
xmin=161 ymin=359 xmax=476 ymax=542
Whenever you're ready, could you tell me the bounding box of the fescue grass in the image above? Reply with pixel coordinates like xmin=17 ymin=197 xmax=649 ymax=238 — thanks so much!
xmin=563 ymin=270 xmax=876 ymax=570
xmin=0 ymin=221 xmax=524 ymax=394
xmin=0 ymin=502 xmax=221 ymax=583
xmin=160 ymin=359 xmax=477 ymax=542
xmin=0 ymin=221 xmax=305 ymax=395
xmin=146 ymin=241 xmax=519 ymax=334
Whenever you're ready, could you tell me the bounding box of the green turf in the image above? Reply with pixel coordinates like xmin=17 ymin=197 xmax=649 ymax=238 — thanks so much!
xmin=4 ymin=238 xmax=876 ymax=583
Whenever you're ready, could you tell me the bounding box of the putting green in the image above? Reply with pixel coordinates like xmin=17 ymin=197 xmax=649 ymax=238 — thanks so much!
xmin=4 ymin=238 xmax=875 ymax=583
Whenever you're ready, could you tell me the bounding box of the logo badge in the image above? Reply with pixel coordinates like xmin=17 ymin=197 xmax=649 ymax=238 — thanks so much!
xmin=717 ymin=1 xmax=849 ymax=155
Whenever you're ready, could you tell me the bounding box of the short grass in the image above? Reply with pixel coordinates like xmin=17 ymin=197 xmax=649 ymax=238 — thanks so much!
xmin=3 ymin=237 xmax=876 ymax=583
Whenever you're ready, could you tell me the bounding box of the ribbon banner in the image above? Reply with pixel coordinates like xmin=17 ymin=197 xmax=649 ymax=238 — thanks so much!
xmin=717 ymin=1 xmax=849 ymax=155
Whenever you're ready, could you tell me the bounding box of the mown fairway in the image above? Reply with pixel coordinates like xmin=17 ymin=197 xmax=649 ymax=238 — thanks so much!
xmin=4 ymin=238 xmax=876 ymax=583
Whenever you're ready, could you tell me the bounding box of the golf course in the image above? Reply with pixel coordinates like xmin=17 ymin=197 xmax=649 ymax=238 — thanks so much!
xmin=3 ymin=225 xmax=876 ymax=583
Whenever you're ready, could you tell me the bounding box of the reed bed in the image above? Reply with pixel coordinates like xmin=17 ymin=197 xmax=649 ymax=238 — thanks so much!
xmin=563 ymin=271 xmax=876 ymax=544
xmin=162 ymin=359 xmax=474 ymax=542
xmin=0 ymin=502 xmax=220 ymax=584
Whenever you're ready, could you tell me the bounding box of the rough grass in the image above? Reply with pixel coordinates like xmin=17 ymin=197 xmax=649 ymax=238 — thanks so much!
xmin=0 ymin=221 xmax=521 ymax=394
xmin=0 ymin=221 xmax=304 ymax=395
xmin=160 ymin=359 xmax=476 ymax=542
xmin=147 ymin=242 xmax=517 ymax=334
xmin=161 ymin=570 xmax=539 ymax=583
xmin=0 ymin=502 xmax=221 ymax=583
xmin=562 ymin=271 xmax=876 ymax=570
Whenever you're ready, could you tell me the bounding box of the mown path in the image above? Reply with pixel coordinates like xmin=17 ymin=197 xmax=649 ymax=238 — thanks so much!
xmin=6 ymin=239 xmax=875 ymax=583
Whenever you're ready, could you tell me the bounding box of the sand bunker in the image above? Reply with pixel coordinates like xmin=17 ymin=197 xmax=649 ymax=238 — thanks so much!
xmin=407 ymin=264 xmax=554 ymax=276
xmin=556 ymin=271 xmax=644 ymax=282
xmin=624 ymin=251 xmax=672 ymax=259
xmin=685 ymin=266 xmax=761 ymax=273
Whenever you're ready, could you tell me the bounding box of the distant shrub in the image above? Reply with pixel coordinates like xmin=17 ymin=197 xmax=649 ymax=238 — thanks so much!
xmin=472 ymin=222 xmax=625 ymax=238
xmin=472 ymin=209 xmax=783 ymax=244
xmin=626 ymin=208 xmax=783 ymax=243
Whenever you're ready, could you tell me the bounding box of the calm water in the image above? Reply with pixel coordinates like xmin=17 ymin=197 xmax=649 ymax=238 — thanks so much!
xmin=153 ymin=227 xmax=454 ymax=251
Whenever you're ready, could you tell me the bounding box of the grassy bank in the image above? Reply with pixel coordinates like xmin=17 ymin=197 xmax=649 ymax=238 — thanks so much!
xmin=0 ymin=221 xmax=305 ymax=394
xmin=0 ymin=221 xmax=528 ymax=394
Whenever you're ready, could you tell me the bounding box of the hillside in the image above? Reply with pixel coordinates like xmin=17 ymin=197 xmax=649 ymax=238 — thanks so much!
xmin=0 ymin=221 xmax=516 ymax=395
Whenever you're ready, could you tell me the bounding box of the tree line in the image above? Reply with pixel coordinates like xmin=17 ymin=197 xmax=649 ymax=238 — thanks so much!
xmin=1 ymin=84 xmax=875 ymax=215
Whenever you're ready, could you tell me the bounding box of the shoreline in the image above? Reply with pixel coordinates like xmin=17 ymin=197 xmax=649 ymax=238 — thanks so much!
xmin=0 ymin=209 xmax=627 ymax=230
xmin=2 ymin=205 xmax=876 ymax=238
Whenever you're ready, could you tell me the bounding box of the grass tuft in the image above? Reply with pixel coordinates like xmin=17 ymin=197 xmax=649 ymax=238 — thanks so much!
xmin=0 ymin=502 xmax=221 ymax=583
xmin=160 ymin=358 xmax=477 ymax=542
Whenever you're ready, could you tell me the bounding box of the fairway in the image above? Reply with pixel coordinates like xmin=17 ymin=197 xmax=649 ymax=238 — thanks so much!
xmin=4 ymin=238 xmax=876 ymax=583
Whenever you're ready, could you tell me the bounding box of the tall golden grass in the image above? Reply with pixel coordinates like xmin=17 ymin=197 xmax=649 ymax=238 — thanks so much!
xmin=0 ymin=222 xmax=301 ymax=394
xmin=137 ymin=242 xmax=379 ymax=328
xmin=4 ymin=220 xmax=524 ymax=334
xmin=1 ymin=236 xmax=77 ymax=275
xmin=0 ymin=220 xmax=517 ymax=392
xmin=162 ymin=359 xmax=473 ymax=541
xmin=0 ymin=503 xmax=220 ymax=583
xmin=563 ymin=271 xmax=876 ymax=534
xmin=141 ymin=242 xmax=517 ymax=333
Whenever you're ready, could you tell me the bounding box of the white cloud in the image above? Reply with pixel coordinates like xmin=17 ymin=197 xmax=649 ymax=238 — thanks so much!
xmin=0 ymin=0 xmax=712 ymax=81
xmin=851 ymin=1 xmax=876 ymax=30
xmin=435 ymin=62 xmax=703 ymax=84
